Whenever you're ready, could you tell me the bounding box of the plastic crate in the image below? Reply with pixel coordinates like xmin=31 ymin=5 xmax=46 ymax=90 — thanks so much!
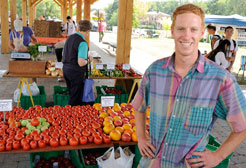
xmin=20 ymin=86 xmax=46 ymax=110
xmin=79 ymin=148 xmax=108 ymax=168
xmin=95 ymin=85 xmax=129 ymax=104
xmin=30 ymin=150 xmax=82 ymax=168
xmin=53 ymin=85 xmax=69 ymax=107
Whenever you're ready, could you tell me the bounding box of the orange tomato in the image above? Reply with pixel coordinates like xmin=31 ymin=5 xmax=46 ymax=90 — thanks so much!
xmin=109 ymin=130 xmax=121 ymax=141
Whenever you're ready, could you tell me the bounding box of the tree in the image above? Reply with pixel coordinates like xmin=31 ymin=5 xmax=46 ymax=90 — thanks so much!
xmin=132 ymin=5 xmax=140 ymax=28
xmin=36 ymin=0 xmax=60 ymax=19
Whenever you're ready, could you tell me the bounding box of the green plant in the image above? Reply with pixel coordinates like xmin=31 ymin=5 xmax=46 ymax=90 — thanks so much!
xmin=27 ymin=43 xmax=51 ymax=61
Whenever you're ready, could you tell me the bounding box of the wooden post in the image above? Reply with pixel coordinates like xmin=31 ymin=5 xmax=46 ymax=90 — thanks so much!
xmin=22 ymin=0 xmax=27 ymax=26
xmin=116 ymin=0 xmax=133 ymax=64
xmin=83 ymin=0 xmax=90 ymax=44
xmin=61 ymin=5 xmax=63 ymax=20
xmin=10 ymin=0 xmax=17 ymax=30
xmin=62 ymin=0 xmax=67 ymax=24
xmin=69 ymin=0 xmax=73 ymax=18
xmin=33 ymin=5 xmax=36 ymax=20
xmin=28 ymin=0 xmax=33 ymax=28
xmin=1 ymin=0 xmax=10 ymax=53
xmin=76 ymin=0 xmax=82 ymax=23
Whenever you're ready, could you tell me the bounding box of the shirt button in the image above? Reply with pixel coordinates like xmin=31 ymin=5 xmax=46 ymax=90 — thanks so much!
xmin=163 ymin=156 xmax=166 ymax=159
xmin=176 ymin=99 xmax=179 ymax=102
xmin=172 ymin=115 xmax=176 ymax=117
xmin=200 ymin=108 xmax=203 ymax=110
xmin=169 ymin=128 xmax=172 ymax=131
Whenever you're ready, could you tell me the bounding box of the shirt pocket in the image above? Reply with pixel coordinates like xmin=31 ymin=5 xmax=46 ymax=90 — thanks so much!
xmin=184 ymin=106 xmax=214 ymax=136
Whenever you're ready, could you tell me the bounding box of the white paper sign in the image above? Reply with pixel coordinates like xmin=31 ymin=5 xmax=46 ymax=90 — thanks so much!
xmin=107 ymin=64 xmax=115 ymax=70
xmin=0 ymin=99 xmax=12 ymax=111
xmin=123 ymin=64 xmax=131 ymax=70
xmin=38 ymin=46 xmax=47 ymax=52
xmin=95 ymin=63 xmax=103 ymax=70
xmin=55 ymin=62 xmax=63 ymax=69
xmin=101 ymin=96 xmax=115 ymax=107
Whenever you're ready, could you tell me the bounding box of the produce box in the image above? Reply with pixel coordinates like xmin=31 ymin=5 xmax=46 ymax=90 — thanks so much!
xmin=20 ymin=86 xmax=46 ymax=110
xmin=95 ymin=85 xmax=129 ymax=104
xmin=133 ymin=135 xmax=232 ymax=168
xmin=30 ymin=150 xmax=82 ymax=168
xmin=79 ymin=148 xmax=108 ymax=168
xmin=34 ymin=20 xmax=61 ymax=38
xmin=53 ymin=85 xmax=69 ymax=107
xmin=8 ymin=60 xmax=46 ymax=74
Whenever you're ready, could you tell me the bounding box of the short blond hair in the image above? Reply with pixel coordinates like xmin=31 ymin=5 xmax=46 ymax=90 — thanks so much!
xmin=171 ymin=4 xmax=205 ymax=30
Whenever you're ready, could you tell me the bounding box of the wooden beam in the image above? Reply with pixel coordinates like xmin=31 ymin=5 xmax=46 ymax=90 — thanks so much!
xmin=1 ymin=0 xmax=10 ymax=53
xmin=33 ymin=5 xmax=36 ymax=20
xmin=83 ymin=0 xmax=90 ymax=44
xmin=22 ymin=0 xmax=27 ymax=26
xmin=62 ymin=0 xmax=67 ymax=24
xmin=76 ymin=0 xmax=82 ymax=23
xmin=54 ymin=0 xmax=62 ymax=7
xmin=72 ymin=0 xmax=77 ymax=6
xmin=69 ymin=0 xmax=73 ymax=17
xmin=33 ymin=0 xmax=42 ymax=7
xmin=56 ymin=0 xmax=62 ymax=4
xmin=28 ymin=0 xmax=33 ymax=28
xmin=31 ymin=0 xmax=39 ymax=6
xmin=10 ymin=0 xmax=17 ymax=30
xmin=90 ymin=0 xmax=98 ymax=4
xmin=116 ymin=0 xmax=133 ymax=64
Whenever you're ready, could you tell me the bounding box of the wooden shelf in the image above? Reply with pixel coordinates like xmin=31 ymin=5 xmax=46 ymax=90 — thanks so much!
xmin=0 ymin=141 xmax=137 ymax=154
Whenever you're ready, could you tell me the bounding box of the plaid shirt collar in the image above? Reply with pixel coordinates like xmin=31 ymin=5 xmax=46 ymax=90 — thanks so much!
xmin=162 ymin=51 xmax=205 ymax=74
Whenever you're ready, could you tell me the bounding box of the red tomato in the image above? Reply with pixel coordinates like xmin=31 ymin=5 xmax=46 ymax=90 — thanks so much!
xmin=31 ymin=130 xmax=39 ymax=137
xmin=49 ymin=138 xmax=59 ymax=147
xmin=30 ymin=140 xmax=37 ymax=149
xmin=52 ymin=120 xmax=60 ymax=126
xmin=13 ymin=141 xmax=20 ymax=149
xmin=31 ymin=118 xmax=40 ymax=126
xmin=69 ymin=137 xmax=79 ymax=146
xmin=82 ymin=130 xmax=91 ymax=137
xmin=38 ymin=140 xmax=46 ymax=148
xmin=26 ymin=135 xmax=33 ymax=141
xmin=121 ymin=133 xmax=131 ymax=142
xmin=21 ymin=138 xmax=29 ymax=147
xmin=0 ymin=144 xmax=5 ymax=151
xmin=0 ymin=140 xmax=5 ymax=145
xmin=6 ymin=138 xmax=14 ymax=144
xmin=79 ymin=136 xmax=87 ymax=145
xmin=15 ymin=134 xmax=24 ymax=141
xmin=88 ymin=136 xmax=94 ymax=143
xmin=94 ymin=135 xmax=102 ymax=144
xmin=103 ymin=135 xmax=111 ymax=144
xmin=33 ymin=135 xmax=42 ymax=141
xmin=22 ymin=143 xmax=30 ymax=151
xmin=59 ymin=137 xmax=68 ymax=146
xmin=5 ymin=143 xmax=12 ymax=151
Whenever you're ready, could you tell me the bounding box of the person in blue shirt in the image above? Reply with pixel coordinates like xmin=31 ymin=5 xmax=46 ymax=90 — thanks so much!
xmin=62 ymin=20 xmax=92 ymax=106
xmin=9 ymin=19 xmax=37 ymax=52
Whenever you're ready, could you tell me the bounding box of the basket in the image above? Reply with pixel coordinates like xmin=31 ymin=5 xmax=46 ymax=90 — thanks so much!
xmin=30 ymin=150 xmax=82 ymax=168
xmin=20 ymin=86 xmax=46 ymax=110
xmin=53 ymin=85 xmax=69 ymax=107
xmin=95 ymin=85 xmax=129 ymax=104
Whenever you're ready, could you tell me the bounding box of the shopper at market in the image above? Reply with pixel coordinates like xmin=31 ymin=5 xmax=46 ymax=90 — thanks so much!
xmin=62 ymin=20 xmax=92 ymax=106
xmin=98 ymin=20 xmax=106 ymax=42
xmin=132 ymin=3 xmax=246 ymax=168
xmin=64 ymin=16 xmax=77 ymax=36
xmin=206 ymin=24 xmax=221 ymax=50
xmin=9 ymin=19 xmax=37 ymax=52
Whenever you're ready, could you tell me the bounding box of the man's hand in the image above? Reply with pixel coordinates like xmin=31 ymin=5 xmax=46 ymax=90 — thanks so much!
xmin=138 ymin=136 xmax=156 ymax=159
xmin=15 ymin=46 xmax=28 ymax=52
xmin=187 ymin=149 xmax=223 ymax=168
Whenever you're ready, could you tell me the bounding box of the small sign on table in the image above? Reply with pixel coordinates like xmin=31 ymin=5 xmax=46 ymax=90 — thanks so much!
xmin=0 ymin=99 xmax=13 ymax=122
xmin=95 ymin=63 xmax=104 ymax=70
xmin=123 ymin=64 xmax=131 ymax=70
xmin=101 ymin=96 xmax=115 ymax=107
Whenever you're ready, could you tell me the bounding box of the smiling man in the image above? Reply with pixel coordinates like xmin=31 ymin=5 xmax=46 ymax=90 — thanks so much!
xmin=132 ymin=4 xmax=246 ymax=168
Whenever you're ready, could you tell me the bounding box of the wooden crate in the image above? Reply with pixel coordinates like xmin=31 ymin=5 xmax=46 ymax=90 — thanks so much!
xmin=8 ymin=60 xmax=46 ymax=74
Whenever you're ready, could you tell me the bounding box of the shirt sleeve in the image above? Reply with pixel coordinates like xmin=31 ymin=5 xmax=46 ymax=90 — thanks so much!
xmin=132 ymin=68 xmax=150 ymax=113
xmin=235 ymin=41 xmax=238 ymax=52
xmin=78 ymin=42 xmax=88 ymax=59
xmin=9 ymin=30 xmax=13 ymax=40
xmin=215 ymin=52 xmax=230 ymax=68
xmin=215 ymin=73 xmax=246 ymax=132
xmin=64 ymin=23 xmax=67 ymax=30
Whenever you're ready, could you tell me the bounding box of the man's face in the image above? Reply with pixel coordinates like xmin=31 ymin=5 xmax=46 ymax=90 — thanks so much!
xmin=172 ymin=13 xmax=204 ymax=58
xmin=207 ymin=28 xmax=214 ymax=35
xmin=225 ymin=28 xmax=233 ymax=39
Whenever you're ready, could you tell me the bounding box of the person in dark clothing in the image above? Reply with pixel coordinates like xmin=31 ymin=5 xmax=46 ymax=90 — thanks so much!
xmin=62 ymin=20 xmax=92 ymax=106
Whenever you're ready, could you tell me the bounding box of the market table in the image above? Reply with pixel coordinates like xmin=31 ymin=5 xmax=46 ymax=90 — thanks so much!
xmin=36 ymin=37 xmax=67 ymax=46
xmin=0 ymin=141 xmax=137 ymax=154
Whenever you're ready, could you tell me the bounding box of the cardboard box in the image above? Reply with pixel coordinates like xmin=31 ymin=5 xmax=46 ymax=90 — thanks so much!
xmin=8 ymin=60 xmax=46 ymax=74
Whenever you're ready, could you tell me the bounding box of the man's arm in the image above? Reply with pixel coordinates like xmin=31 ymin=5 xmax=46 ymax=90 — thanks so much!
xmin=135 ymin=110 xmax=156 ymax=158
xmin=31 ymin=35 xmax=37 ymax=44
xmin=188 ymin=130 xmax=246 ymax=168
xmin=8 ymin=40 xmax=15 ymax=51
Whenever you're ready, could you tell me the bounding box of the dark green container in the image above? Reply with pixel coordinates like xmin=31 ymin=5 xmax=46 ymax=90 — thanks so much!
xmin=53 ymin=85 xmax=69 ymax=107
xmin=30 ymin=150 xmax=82 ymax=168
xmin=95 ymin=85 xmax=129 ymax=104
xmin=20 ymin=86 xmax=46 ymax=110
